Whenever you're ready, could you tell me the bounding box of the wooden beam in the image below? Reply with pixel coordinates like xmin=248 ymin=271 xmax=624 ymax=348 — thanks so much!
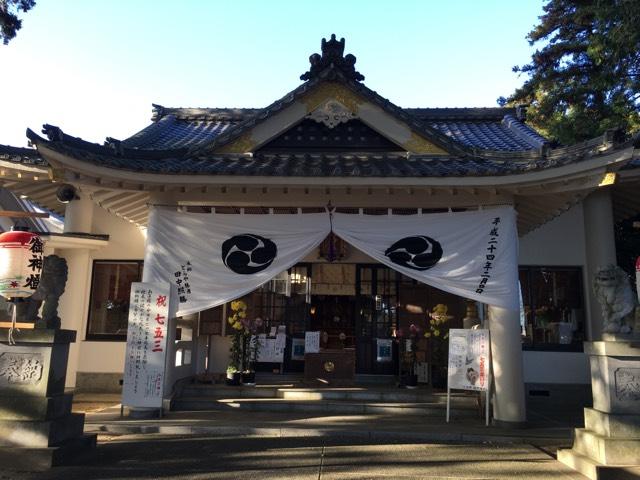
xmin=0 ymin=211 xmax=49 ymax=218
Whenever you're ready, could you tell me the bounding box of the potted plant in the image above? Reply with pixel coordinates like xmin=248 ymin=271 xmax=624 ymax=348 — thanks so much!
xmin=226 ymin=300 xmax=247 ymax=386
xmin=424 ymin=304 xmax=452 ymax=389
xmin=227 ymin=301 xmax=263 ymax=386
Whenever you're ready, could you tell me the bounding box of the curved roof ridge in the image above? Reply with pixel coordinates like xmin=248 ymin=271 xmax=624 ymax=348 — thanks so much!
xmin=405 ymin=107 xmax=516 ymax=121
xmin=152 ymin=104 xmax=261 ymax=122
xmin=501 ymin=114 xmax=548 ymax=149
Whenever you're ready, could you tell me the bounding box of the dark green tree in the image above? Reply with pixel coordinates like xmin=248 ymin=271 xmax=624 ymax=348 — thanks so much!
xmin=500 ymin=0 xmax=640 ymax=145
xmin=1 ymin=0 xmax=36 ymax=45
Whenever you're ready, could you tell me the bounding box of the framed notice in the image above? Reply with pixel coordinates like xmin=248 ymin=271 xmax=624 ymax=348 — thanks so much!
xmin=446 ymin=328 xmax=491 ymax=425
xmin=291 ymin=338 xmax=305 ymax=361
xmin=257 ymin=334 xmax=285 ymax=363
xmin=447 ymin=329 xmax=490 ymax=392
xmin=305 ymin=331 xmax=320 ymax=354
xmin=122 ymin=282 xmax=171 ymax=409
xmin=376 ymin=338 xmax=393 ymax=363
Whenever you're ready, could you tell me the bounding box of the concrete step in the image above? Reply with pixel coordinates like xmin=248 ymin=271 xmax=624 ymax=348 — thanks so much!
xmin=0 ymin=412 xmax=85 ymax=448
xmin=584 ymin=408 xmax=640 ymax=439
xmin=573 ymin=428 xmax=640 ymax=465
xmin=0 ymin=433 xmax=96 ymax=471
xmin=181 ymin=385 xmax=280 ymax=398
xmin=172 ymin=397 xmax=478 ymax=417
xmin=276 ymin=388 xmax=454 ymax=402
xmin=180 ymin=384 xmax=472 ymax=404
xmin=558 ymin=448 xmax=640 ymax=480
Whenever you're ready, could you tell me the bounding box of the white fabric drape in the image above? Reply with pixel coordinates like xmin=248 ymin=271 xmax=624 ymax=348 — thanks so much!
xmin=143 ymin=208 xmax=331 ymax=316
xmin=142 ymin=205 xmax=519 ymax=316
xmin=332 ymin=206 xmax=519 ymax=310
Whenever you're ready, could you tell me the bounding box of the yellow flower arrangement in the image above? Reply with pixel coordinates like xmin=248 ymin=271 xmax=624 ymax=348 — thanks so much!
xmin=424 ymin=304 xmax=452 ymax=339
xmin=228 ymin=300 xmax=248 ymax=332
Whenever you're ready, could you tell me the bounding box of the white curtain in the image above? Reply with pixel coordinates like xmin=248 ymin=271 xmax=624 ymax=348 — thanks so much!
xmin=332 ymin=206 xmax=519 ymax=310
xmin=142 ymin=205 xmax=519 ymax=316
xmin=143 ymin=208 xmax=331 ymax=316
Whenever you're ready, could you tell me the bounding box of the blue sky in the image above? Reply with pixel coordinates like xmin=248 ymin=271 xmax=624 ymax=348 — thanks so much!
xmin=0 ymin=1 xmax=544 ymax=147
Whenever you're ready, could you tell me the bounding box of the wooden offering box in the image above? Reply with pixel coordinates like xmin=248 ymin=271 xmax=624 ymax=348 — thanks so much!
xmin=304 ymin=348 xmax=355 ymax=385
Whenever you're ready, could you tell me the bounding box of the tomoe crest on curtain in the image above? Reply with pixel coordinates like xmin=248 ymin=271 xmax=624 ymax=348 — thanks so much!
xmin=221 ymin=234 xmax=278 ymax=274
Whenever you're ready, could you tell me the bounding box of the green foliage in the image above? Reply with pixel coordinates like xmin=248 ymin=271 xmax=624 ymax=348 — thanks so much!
xmin=500 ymin=0 xmax=640 ymax=144
xmin=0 ymin=0 xmax=36 ymax=45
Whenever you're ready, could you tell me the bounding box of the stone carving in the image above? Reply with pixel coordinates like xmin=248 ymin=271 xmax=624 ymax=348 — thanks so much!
xmin=300 ymin=34 xmax=364 ymax=82
xmin=614 ymin=367 xmax=640 ymax=401
xmin=307 ymin=100 xmax=356 ymax=128
xmin=0 ymin=352 xmax=43 ymax=384
xmin=593 ymin=265 xmax=636 ymax=334
xmin=15 ymin=255 xmax=68 ymax=329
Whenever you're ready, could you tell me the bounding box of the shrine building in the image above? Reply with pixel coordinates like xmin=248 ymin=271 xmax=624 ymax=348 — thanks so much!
xmin=1 ymin=35 xmax=639 ymax=425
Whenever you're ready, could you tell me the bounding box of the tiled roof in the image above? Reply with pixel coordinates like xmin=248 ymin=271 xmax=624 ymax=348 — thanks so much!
xmin=121 ymin=115 xmax=234 ymax=150
xmin=427 ymin=114 xmax=546 ymax=151
xmin=0 ymin=144 xmax=46 ymax=165
xmin=116 ymin=106 xmax=547 ymax=153
xmin=27 ymin=129 xmax=631 ymax=178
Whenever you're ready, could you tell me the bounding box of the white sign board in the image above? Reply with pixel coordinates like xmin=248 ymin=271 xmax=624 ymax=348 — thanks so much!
xmin=122 ymin=282 xmax=171 ymax=409
xmin=305 ymin=331 xmax=320 ymax=354
xmin=256 ymin=334 xmax=286 ymax=363
xmin=447 ymin=328 xmax=491 ymax=392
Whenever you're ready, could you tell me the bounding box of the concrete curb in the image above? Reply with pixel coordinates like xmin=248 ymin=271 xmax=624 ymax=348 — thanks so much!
xmin=86 ymin=422 xmax=567 ymax=446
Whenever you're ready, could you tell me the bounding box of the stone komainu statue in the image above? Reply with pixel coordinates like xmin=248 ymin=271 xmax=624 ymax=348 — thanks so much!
xmin=592 ymin=264 xmax=636 ymax=334
xmin=15 ymin=255 xmax=68 ymax=329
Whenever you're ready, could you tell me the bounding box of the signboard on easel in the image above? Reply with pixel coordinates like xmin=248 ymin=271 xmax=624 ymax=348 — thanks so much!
xmin=122 ymin=282 xmax=171 ymax=409
xmin=446 ymin=328 xmax=491 ymax=426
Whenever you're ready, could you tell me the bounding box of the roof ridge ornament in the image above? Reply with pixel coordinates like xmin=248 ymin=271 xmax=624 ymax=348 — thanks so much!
xmin=300 ymin=34 xmax=364 ymax=82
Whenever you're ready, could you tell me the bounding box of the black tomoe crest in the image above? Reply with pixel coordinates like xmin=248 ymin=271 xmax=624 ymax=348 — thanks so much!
xmin=384 ymin=235 xmax=443 ymax=271
xmin=222 ymin=234 xmax=277 ymax=274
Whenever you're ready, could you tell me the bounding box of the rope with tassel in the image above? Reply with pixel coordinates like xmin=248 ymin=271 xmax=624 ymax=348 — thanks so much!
xmin=8 ymin=301 xmax=19 ymax=345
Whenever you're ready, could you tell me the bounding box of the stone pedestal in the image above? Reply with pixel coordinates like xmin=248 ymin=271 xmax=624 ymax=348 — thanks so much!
xmin=558 ymin=338 xmax=640 ymax=480
xmin=0 ymin=328 xmax=95 ymax=470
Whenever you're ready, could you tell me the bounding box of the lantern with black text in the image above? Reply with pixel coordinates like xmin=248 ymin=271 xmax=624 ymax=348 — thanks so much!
xmin=0 ymin=228 xmax=44 ymax=299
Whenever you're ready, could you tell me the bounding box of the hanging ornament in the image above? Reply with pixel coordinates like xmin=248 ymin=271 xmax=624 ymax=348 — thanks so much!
xmin=0 ymin=227 xmax=44 ymax=299
xmin=0 ymin=227 xmax=44 ymax=344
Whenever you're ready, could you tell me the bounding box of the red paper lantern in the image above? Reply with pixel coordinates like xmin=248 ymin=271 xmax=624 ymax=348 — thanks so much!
xmin=0 ymin=228 xmax=44 ymax=299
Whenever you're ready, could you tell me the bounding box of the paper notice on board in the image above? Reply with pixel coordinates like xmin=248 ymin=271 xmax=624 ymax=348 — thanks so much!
xmin=447 ymin=328 xmax=490 ymax=392
xmin=305 ymin=331 xmax=320 ymax=353
xmin=122 ymin=282 xmax=171 ymax=409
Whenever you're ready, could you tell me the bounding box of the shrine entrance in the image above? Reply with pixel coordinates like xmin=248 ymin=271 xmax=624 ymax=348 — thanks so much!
xmin=241 ymin=261 xmax=468 ymax=380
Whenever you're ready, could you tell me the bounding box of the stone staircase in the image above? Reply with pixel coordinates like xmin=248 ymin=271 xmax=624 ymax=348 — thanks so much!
xmin=557 ymin=407 xmax=640 ymax=480
xmin=172 ymin=383 xmax=481 ymax=419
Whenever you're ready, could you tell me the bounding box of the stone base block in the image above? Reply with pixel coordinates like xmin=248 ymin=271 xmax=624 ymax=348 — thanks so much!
xmin=585 ymin=341 xmax=640 ymax=415
xmin=0 ymin=393 xmax=73 ymax=421
xmin=75 ymin=372 xmax=123 ymax=393
xmin=0 ymin=412 xmax=85 ymax=447
xmin=0 ymin=434 xmax=97 ymax=471
xmin=573 ymin=428 xmax=640 ymax=465
xmin=585 ymin=408 xmax=640 ymax=439
xmin=558 ymin=448 xmax=640 ymax=480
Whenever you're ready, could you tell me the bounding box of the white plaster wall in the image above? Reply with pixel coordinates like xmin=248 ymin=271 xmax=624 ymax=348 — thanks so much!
xmin=77 ymin=341 xmax=127 ymax=372
xmin=209 ymin=335 xmax=232 ymax=374
xmin=59 ymin=207 xmax=146 ymax=388
xmin=519 ymin=204 xmax=586 ymax=266
xmin=90 ymin=207 xmax=146 ymax=259
xmin=522 ymin=351 xmax=590 ymax=384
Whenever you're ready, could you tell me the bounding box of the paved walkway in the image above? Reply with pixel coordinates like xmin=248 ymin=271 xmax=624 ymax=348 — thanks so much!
xmin=8 ymin=436 xmax=588 ymax=479
xmin=0 ymin=391 xmax=585 ymax=480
